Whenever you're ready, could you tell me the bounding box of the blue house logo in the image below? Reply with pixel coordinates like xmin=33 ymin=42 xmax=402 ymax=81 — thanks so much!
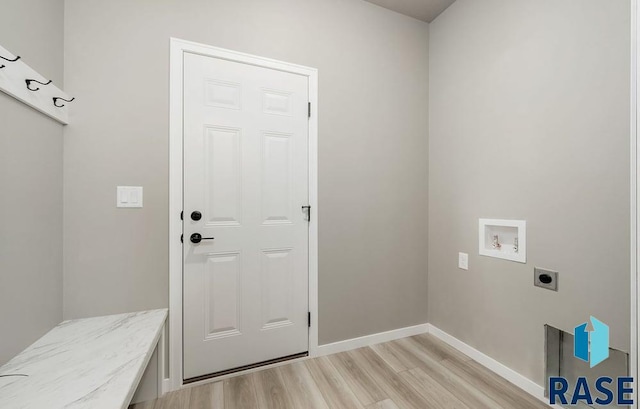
xmin=574 ymin=316 xmax=609 ymax=368
xmin=549 ymin=317 xmax=633 ymax=406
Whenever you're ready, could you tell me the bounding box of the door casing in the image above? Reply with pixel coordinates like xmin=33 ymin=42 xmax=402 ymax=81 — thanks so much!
xmin=632 ymin=1 xmax=639 ymax=407
xmin=169 ymin=37 xmax=319 ymax=391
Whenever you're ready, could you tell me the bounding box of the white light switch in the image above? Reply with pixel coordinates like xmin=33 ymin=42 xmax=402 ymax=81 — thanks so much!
xmin=458 ymin=252 xmax=469 ymax=270
xmin=117 ymin=186 xmax=143 ymax=208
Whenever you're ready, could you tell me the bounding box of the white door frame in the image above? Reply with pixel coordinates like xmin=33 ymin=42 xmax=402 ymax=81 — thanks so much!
xmin=168 ymin=38 xmax=319 ymax=391
xmin=632 ymin=0 xmax=639 ymax=407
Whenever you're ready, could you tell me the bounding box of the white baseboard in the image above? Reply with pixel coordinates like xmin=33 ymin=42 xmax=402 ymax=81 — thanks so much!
xmin=167 ymin=323 xmax=556 ymax=407
xmin=161 ymin=378 xmax=171 ymax=396
xmin=316 ymin=323 xmax=430 ymax=357
xmin=426 ymin=324 xmax=554 ymax=407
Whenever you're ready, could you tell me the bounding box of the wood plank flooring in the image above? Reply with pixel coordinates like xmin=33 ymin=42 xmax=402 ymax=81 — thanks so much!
xmin=131 ymin=334 xmax=548 ymax=409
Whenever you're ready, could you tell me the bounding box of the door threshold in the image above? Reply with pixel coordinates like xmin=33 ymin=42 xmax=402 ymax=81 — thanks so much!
xmin=183 ymin=351 xmax=309 ymax=384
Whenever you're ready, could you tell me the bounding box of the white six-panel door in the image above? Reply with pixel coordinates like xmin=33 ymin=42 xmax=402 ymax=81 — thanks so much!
xmin=182 ymin=52 xmax=310 ymax=380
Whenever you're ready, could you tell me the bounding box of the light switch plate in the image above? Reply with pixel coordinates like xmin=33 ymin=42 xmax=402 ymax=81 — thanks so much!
xmin=117 ymin=186 xmax=143 ymax=208
xmin=458 ymin=252 xmax=469 ymax=270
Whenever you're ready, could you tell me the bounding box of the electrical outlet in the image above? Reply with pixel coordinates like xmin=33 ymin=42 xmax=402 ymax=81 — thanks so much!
xmin=458 ymin=252 xmax=469 ymax=270
xmin=534 ymin=267 xmax=558 ymax=291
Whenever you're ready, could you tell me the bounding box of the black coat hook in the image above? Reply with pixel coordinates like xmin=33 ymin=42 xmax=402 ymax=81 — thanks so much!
xmin=0 ymin=54 xmax=20 ymax=63
xmin=0 ymin=54 xmax=20 ymax=69
xmin=53 ymin=96 xmax=75 ymax=107
xmin=25 ymin=79 xmax=52 ymax=91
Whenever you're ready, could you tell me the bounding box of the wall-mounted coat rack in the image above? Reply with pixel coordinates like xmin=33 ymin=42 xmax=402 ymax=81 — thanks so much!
xmin=0 ymin=44 xmax=73 ymax=125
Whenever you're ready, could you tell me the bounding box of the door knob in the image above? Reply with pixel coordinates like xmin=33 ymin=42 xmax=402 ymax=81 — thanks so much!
xmin=191 ymin=211 xmax=202 ymax=221
xmin=190 ymin=233 xmax=214 ymax=244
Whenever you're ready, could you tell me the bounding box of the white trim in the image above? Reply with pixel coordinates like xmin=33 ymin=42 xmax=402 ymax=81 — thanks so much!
xmin=632 ymin=0 xmax=639 ymax=407
xmin=157 ymin=326 xmax=166 ymax=397
xmin=308 ymin=70 xmax=319 ymax=358
xmin=315 ymin=322 xmax=554 ymax=407
xmin=162 ymin=379 xmax=171 ymax=396
xmin=426 ymin=324 xmax=557 ymax=407
xmin=168 ymin=37 xmax=184 ymax=393
xmin=316 ymin=324 xmax=430 ymax=357
xmin=168 ymin=38 xmax=319 ymax=391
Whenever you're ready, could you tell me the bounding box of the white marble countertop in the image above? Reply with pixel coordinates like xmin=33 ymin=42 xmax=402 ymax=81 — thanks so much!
xmin=0 ymin=309 xmax=167 ymax=409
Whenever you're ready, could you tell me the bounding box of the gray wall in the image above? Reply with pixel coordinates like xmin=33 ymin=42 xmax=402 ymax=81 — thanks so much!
xmin=428 ymin=0 xmax=630 ymax=385
xmin=63 ymin=0 xmax=430 ymax=344
xmin=0 ymin=0 xmax=64 ymax=365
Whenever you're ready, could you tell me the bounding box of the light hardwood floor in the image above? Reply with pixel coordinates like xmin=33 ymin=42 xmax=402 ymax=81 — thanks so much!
xmin=131 ymin=334 xmax=548 ymax=409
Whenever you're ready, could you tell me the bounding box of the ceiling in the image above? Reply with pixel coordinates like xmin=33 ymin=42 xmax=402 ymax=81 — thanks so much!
xmin=363 ymin=0 xmax=456 ymax=23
